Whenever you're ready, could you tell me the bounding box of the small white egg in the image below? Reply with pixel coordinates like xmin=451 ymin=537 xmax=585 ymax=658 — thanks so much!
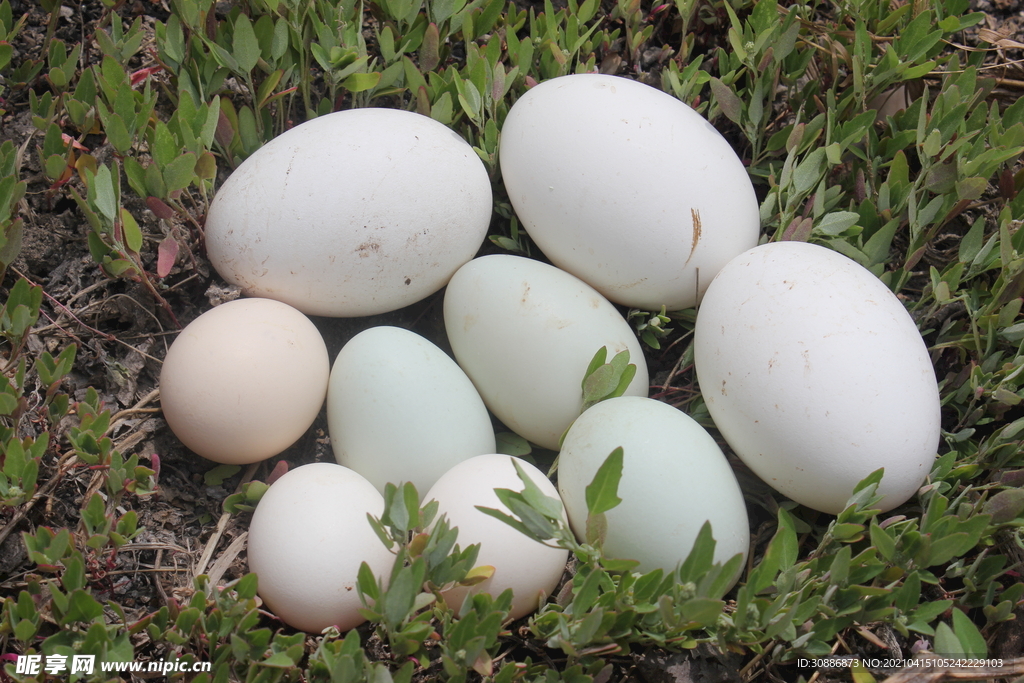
xmin=558 ymin=397 xmax=749 ymax=578
xmin=327 ymin=326 xmax=496 ymax=496
xmin=694 ymin=242 xmax=941 ymax=514
xmin=499 ymin=74 xmax=759 ymax=311
xmin=205 ymin=108 xmax=492 ymax=317
xmin=246 ymin=463 xmax=394 ymax=633
xmin=159 ymin=298 xmax=329 ymax=464
xmin=424 ymin=454 xmax=568 ymax=620
xmin=443 ymin=255 xmax=649 ymax=450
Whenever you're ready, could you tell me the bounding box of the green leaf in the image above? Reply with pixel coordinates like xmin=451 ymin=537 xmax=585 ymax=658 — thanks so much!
xmin=235 ymin=573 xmax=259 ymax=600
xmin=510 ymin=459 xmax=563 ymax=520
xmin=44 ymin=154 xmax=67 ymax=181
xmin=504 ymin=494 xmax=557 ymax=539
xmin=677 ymin=521 xmax=716 ymax=584
xmin=342 ymin=71 xmax=381 ymax=92
xmin=792 ymin=147 xmax=827 ymax=195
xmin=232 ymin=14 xmax=260 ymax=73
xmin=850 ymin=659 xmax=877 ymax=683
xmin=775 ymin=508 xmax=799 ymax=567
xmin=951 ymin=608 xmax=987 ymax=658
xmin=585 ymin=447 xmax=623 ymax=516
xmin=895 ymin=571 xmax=921 ymax=614
xmin=582 ymin=365 xmax=619 ymax=404
xmin=476 ymin=505 xmax=535 ymax=540
xmin=582 ymin=347 xmax=608 ymax=387
xmin=933 ymin=621 xmax=964 ymax=657
xmin=382 ymin=563 xmax=421 ymax=630
xmin=63 ymin=590 xmax=105 ymax=624
xmin=581 ymin=348 xmax=635 ymax=411
xmin=585 ymin=510 xmax=608 ymax=547
xmin=204 ymin=464 xmax=241 ymax=486
xmin=122 ymin=157 xmax=147 ymax=198
xmin=749 ymin=508 xmax=798 ymax=593
xmin=457 ymin=79 xmax=482 ymax=121
xmin=358 ymin=560 xmax=381 ymax=602
xmin=829 ymin=545 xmax=851 ymax=586
xmin=431 ymin=91 xmax=453 ymax=125
xmin=681 ymin=597 xmax=725 ymax=627
xmin=926 ymin=532 xmax=971 ymax=567
xmin=120 ymin=208 xmax=142 ymax=253
xmin=572 ymin=567 xmax=605 ymax=614
xmin=93 ymin=165 xmax=117 ymax=223
xmin=956 ymin=176 xmax=987 ymax=202
xmin=163 ymin=152 xmax=197 ymax=194
xmin=869 ymin=520 xmax=896 ymax=561
xmin=495 ymin=432 xmax=531 ymax=456
xmin=816 ymin=211 xmax=861 ymax=236
xmin=261 ymin=652 xmax=297 ymax=668
xmin=984 ymin=489 xmax=1024 ymax=524
xmin=709 ymin=77 xmax=742 ymax=125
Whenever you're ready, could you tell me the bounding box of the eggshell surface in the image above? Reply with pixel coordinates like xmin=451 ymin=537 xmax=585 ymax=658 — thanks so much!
xmin=444 ymin=255 xmax=649 ymax=450
xmin=424 ymin=454 xmax=568 ymax=619
xmin=159 ymin=298 xmax=329 ymax=464
xmin=499 ymin=74 xmax=759 ymax=310
xmin=694 ymin=241 xmax=941 ymax=514
xmin=558 ymin=397 xmax=749 ymax=577
xmin=205 ymin=108 xmax=492 ymax=317
xmin=247 ymin=463 xmax=394 ymax=632
xmin=327 ymin=326 xmax=496 ymax=496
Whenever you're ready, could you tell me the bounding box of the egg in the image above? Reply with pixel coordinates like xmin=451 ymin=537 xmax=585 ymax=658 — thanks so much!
xmin=499 ymin=74 xmax=759 ymax=311
xmin=327 ymin=326 xmax=496 ymax=496
xmin=159 ymin=298 xmax=329 ymax=464
xmin=693 ymin=242 xmax=941 ymax=514
xmin=424 ymin=454 xmax=568 ymax=620
xmin=205 ymin=108 xmax=492 ymax=317
xmin=558 ymin=397 xmax=749 ymax=577
xmin=443 ymin=255 xmax=649 ymax=450
xmin=247 ymin=463 xmax=394 ymax=632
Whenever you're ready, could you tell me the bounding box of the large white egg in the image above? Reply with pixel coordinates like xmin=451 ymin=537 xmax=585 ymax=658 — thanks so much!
xmin=246 ymin=463 xmax=394 ymax=632
xmin=694 ymin=242 xmax=941 ymax=514
xmin=499 ymin=74 xmax=759 ymax=311
xmin=327 ymin=326 xmax=496 ymax=496
xmin=160 ymin=298 xmax=329 ymax=464
xmin=424 ymin=454 xmax=568 ymax=620
xmin=443 ymin=255 xmax=649 ymax=450
xmin=206 ymin=108 xmax=492 ymax=317
xmin=558 ymin=397 xmax=749 ymax=578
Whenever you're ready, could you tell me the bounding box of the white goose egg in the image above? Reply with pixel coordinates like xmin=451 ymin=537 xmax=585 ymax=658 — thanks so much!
xmin=443 ymin=255 xmax=649 ymax=450
xmin=246 ymin=463 xmax=394 ymax=632
xmin=499 ymin=74 xmax=759 ymax=311
xmin=424 ymin=454 xmax=568 ymax=620
xmin=159 ymin=298 xmax=329 ymax=465
xmin=558 ymin=396 xmax=749 ymax=579
xmin=327 ymin=326 xmax=496 ymax=496
xmin=206 ymin=108 xmax=492 ymax=317
xmin=694 ymin=242 xmax=941 ymax=514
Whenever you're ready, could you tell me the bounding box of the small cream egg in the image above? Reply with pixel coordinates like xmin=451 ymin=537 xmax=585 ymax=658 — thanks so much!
xmin=205 ymin=108 xmax=492 ymax=317
xmin=424 ymin=454 xmax=568 ymax=620
xmin=327 ymin=326 xmax=496 ymax=496
xmin=160 ymin=298 xmax=329 ymax=464
xmin=694 ymin=242 xmax=941 ymax=514
xmin=247 ymin=463 xmax=394 ymax=632
xmin=558 ymin=397 xmax=749 ymax=579
xmin=499 ymin=74 xmax=759 ymax=311
xmin=443 ymin=255 xmax=649 ymax=450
